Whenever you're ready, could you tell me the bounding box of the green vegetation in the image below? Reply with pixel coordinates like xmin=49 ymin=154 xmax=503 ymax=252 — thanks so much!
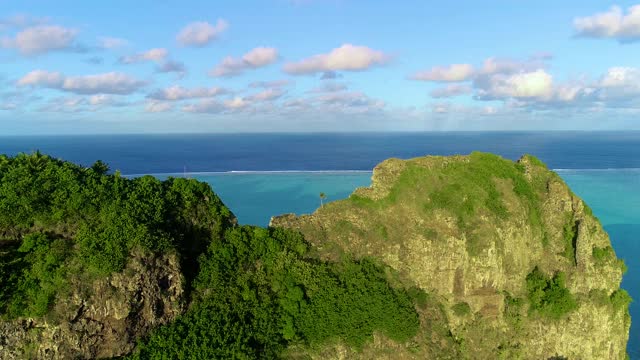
xmin=503 ymin=293 xmax=525 ymax=331
xmin=347 ymin=152 xmax=547 ymax=255
xmin=0 ymin=153 xmax=420 ymax=358
xmin=593 ymin=246 xmax=614 ymax=262
xmin=131 ymin=226 xmax=420 ymax=358
xmin=452 ymin=302 xmax=471 ymax=316
xmin=3 ymin=233 xmax=71 ymax=318
xmin=0 ymin=152 xmax=233 ymax=318
xmin=0 ymin=152 xmax=631 ymax=359
xmin=610 ymin=289 xmax=632 ymax=311
xmin=526 ymin=267 xmax=577 ymax=319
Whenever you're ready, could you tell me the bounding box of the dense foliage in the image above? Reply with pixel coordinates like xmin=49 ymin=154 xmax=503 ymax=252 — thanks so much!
xmin=0 ymin=152 xmax=233 ymax=318
xmin=0 ymin=153 xmax=421 ymax=357
xmin=526 ymin=267 xmax=578 ymax=319
xmin=131 ymin=225 xmax=420 ymax=359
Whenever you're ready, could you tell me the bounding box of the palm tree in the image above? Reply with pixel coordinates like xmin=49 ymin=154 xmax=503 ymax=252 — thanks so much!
xmin=319 ymin=192 xmax=326 ymax=208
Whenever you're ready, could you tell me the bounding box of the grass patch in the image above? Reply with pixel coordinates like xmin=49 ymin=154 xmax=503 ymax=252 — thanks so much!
xmin=610 ymin=289 xmax=632 ymax=311
xmin=592 ymin=246 xmax=614 ymax=263
xmin=344 ymin=153 xmax=550 ymax=255
xmin=452 ymin=302 xmax=471 ymax=316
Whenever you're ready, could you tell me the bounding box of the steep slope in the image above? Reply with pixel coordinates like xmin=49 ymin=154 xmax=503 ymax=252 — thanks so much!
xmin=271 ymin=152 xmax=630 ymax=359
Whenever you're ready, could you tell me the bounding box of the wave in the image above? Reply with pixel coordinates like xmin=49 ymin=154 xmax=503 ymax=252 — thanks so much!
xmin=125 ymin=168 xmax=640 ymax=177
xmin=553 ymin=168 xmax=640 ymax=172
xmin=124 ymin=170 xmax=374 ymax=177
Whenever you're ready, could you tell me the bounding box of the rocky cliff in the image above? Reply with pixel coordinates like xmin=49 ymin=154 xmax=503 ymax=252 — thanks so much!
xmin=0 ymin=250 xmax=183 ymax=359
xmin=271 ymin=152 xmax=630 ymax=359
xmin=0 ymin=152 xmax=235 ymax=359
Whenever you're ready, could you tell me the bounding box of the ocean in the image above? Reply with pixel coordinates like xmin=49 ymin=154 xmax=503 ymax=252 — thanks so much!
xmin=1 ymin=132 xmax=639 ymax=356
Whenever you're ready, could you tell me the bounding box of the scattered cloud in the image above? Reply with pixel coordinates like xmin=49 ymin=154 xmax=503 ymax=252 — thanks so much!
xmin=283 ymin=44 xmax=390 ymax=75
xmin=224 ymin=96 xmax=249 ymax=110
xmin=183 ymin=99 xmax=225 ymax=113
xmin=37 ymin=94 xmax=130 ymax=113
xmin=249 ymin=79 xmax=291 ymax=88
xmin=0 ymin=25 xmax=79 ymax=55
xmin=246 ymin=88 xmax=286 ymax=102
xmin=119 ymin=48 xmax=168 ymax=64
xmin=156 ymin=60 xmax=187 ymax=78
xmin=98 ymin=36 xmax=129 ymax=49
xmin=210 ymin=47 xmax=279 ymax=77
xmin=145 ymin=100 xmax=173 ymax=113
xmin=176 ymin=20 xmax=228 ymax=47
xmin=430 ymin=84 xmax=472 ymax=98
xmin=479 ymin=56 xmax=547 ymax=75
xmin=410 ymin=64 xmax=475 ymax=82
xmin=147 ymin=85 xmax=229 ymax=101
xmin=17 ymin=70 xmax=147 ymax=95
xmin=309 ymin=81 xmax=348 ymax=93
xmin=574 ymin=5 xmax=640 ymax=42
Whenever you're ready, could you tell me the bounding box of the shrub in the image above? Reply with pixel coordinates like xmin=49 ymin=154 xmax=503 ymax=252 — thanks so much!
xmin=526 ymin=267 xmax=577 ymax=319
xmin=132 ymin=226 xmax=421 ymax=358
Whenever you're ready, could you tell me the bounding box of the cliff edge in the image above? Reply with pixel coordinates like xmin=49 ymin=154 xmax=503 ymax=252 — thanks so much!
xmin=271 ymin=152 xmax=630 ymax=359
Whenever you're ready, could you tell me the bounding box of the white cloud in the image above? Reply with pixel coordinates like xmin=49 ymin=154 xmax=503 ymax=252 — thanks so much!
xmin=313 ymin=91 xmax=385 ymax=112
xmin=246 ymin=88 xmax=285 ymax=102
xmin=17 ymin=70 xmax=146 ymax=95
xmin=410 ymin=64 xmax=474 ymax=82
xmin=183 ymin=99 xmax=225 ymax=113
xmin=1 ymin=25 xmax=78 ymax=55
xmin=147 ymin=86 xmax=229 ymax=101
xmin=98 ymin=36 xmax=129 ymax=49
xmin=119 ymin=48 xmax=168 ymax=64
xmin=430 ymin=84 xmax=472 ymax=98
xmin=210 ymin=47 xmax=279 ymax=77
xmin=17 ymin=70 xmax=64 ymax=87
xmin=283 ymin=44 xmax=390 ymax=75
xmin=146 ymin=101 xmax=173 ymax=113
xmin=176 ymin=20 xmax=228 ymax=47
xmin=574 ymin=5 xmax=640 ymax=41
xmin=600 ymin=67 xmax=640 ymax=88
xmin=476 ymin=69 xmax=554 ymax=100
xmin=480 ymin=57 xmax=545 ymax=75
xmin=224 ymin=97 xmax=249 ymax=110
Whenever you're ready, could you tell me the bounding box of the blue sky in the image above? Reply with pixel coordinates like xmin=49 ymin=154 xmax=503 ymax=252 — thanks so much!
xmin=1 ymin=0 xmax=640 ymax=134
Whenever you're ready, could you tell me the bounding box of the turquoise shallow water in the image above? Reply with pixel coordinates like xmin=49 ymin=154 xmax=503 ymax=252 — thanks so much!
xmin=159 ymin=170 xmax=640 ymax=357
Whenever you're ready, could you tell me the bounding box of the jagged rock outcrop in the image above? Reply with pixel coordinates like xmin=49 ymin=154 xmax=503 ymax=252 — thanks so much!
xmin=0 ymin=250 xmax=184 ymax=359
xmin=271 ymin=153 xmax=630 ymax=359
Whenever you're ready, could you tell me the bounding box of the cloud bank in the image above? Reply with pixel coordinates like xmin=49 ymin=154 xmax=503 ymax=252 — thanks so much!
xmin=18 ymin=70 xmax=146 ymax=95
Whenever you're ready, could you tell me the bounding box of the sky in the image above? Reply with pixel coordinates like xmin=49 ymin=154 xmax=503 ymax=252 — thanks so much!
xmin=1 ymin=0 xmax=640 ymax=134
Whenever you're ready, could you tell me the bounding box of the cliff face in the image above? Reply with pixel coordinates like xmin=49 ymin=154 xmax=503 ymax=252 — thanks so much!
xmin=0 ymin=250 xmax=183 ymax=359
xmin=271 ymin=152 xmax=630 ymax=359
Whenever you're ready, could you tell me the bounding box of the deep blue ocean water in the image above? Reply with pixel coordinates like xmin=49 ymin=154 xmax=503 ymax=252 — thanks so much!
xmin=1 ymin=132 xmax=639 ymax=356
